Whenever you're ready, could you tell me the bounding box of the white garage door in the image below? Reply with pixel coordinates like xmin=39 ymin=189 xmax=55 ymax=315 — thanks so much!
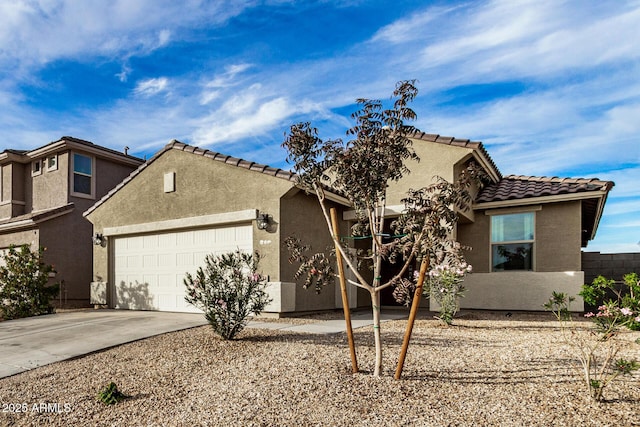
xmin=113 ymin=224 xmax=253 ymax=312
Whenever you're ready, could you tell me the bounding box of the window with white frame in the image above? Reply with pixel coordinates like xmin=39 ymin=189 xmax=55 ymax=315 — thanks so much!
xmin=32 ymin=160 xmax=42 ymax=176
xmin=72 ymin=153 xmax=94 ymax=197
xmin=491 ymin=212 xmax=534 ymax=271
xmin=46 ymin=155 xmax=58 ymax=171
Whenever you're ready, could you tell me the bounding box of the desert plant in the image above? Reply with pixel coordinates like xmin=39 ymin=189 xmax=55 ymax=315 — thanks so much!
xmin=580 ymin=273 xmax=640 ymax=331
xmin=184 ymin=250 xmax=271 ymax=340
xmin=97 ymin=382 xmax=129 ymax=405
xmin=545 ymin=292 xmax=639 ymax=402
xmin=0 ymin=244 xmax=59 ymax=320
xmin=424 ymin=256 xmax=472 ymax=325
xmin=282 ymin=80 xmax=484 ymax=376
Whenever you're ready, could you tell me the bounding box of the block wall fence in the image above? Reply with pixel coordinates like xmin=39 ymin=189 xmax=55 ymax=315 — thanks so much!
xmin=581 ymin=252 xmax=640 ymax=285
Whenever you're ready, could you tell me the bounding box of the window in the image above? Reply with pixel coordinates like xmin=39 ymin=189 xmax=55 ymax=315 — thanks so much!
xmin=32 ymin=160 xmax=42 ymax=176
xmin=46 ymin=155 xmax=58 ymax=171
xmin=72 ymin=153 xmax=94 ymax=197
xmin=491 ymin=212 xmax=534 ymax=271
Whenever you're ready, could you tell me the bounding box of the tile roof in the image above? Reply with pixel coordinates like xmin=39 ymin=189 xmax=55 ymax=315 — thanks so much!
xmin=172 ymin=141 xmax=297 ymax=181
xmin=411 ymin=132 xmax=502 ymax=180
xmin=476 ymin=175 xmax=614 ymax=203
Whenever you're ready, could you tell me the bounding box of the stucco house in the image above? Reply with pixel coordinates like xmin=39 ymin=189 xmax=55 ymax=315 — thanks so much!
xmin=84 ymin=140 xmax=350 ymax=313
xmin=84 ymin=135 xmax=613 ymax=314
xmin=0 ymin=137 xmax=144 ymax=306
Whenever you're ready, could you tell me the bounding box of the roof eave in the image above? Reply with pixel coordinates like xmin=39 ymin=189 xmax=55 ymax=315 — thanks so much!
xmin=473 ymin=190 xmax=611 ymax=211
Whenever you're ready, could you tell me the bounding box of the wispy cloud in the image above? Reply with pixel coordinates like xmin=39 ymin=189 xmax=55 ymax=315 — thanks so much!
xmin=134 ymin=77 xmax=169 ymax=97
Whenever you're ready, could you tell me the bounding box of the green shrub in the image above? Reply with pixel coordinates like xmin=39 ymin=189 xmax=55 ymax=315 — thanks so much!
xmin=581 ymin=273 xmax=640 ymax=331
xmin=0 ymin=245 xmax=59 ymax=320
xmin=184 ymin=250 xmax=271 ymax=340
xmin=97 ymin=382 xmax=129 ymax=405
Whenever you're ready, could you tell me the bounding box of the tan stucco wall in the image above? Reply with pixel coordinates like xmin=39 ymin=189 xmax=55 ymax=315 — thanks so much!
xmin=455 ymin=271 xmax=584 ymax=311
xmin=458 ymin=201 xmax=583 ymax=273
xmin=0 ymin=228 xmax=39 ymax=250
xmin=279 ymin=190 xmax=344 ymax=311
xmin=0 ymin=164 xmax=26 ymax=218
xmin=385 ymin=139 xmax=473 ymax=205
xmin=31 ymin=152 xmax=69 ymax=212
xmin=536 ymin=201 xmax=582 ymax=271
xmin=452 ymin=201 xmax=584 ymax=311
xmin=38 ymin=212 xmax=92 ymax=301
xmin=87 ymin=149 xmax=296 ymax=291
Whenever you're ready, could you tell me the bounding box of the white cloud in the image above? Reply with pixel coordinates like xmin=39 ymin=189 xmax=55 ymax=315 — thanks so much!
xmin=115 ymin=63 xmax=132 ymax=82
xmin=134 ymin=77 xmax=169 ymax=97
xmin=0 ymin=0 xmax=255 ymax=75
xmin=200 ymin=63 xmax=254 ymax=105
xmin=193 ymin=84 xmax=294 ymax=145
xmin=370 ymin=4 xmax=459 ymax=44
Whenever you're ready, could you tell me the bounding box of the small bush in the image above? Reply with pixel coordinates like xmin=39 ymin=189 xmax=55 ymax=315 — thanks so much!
xmin=0 ymin=245 xmax=59 ymax=320
xmin=425 ymin=260 xmax=472 ymax=326
xmin=97 ymin=382 xmax=129 ymax=405
xmin=184 ymin=250 xmax=271 ymax=340
xmin=546 ymin=291 xmax=639 ymax=402
xmin=580 ymin=273 xmax=640 ymax=331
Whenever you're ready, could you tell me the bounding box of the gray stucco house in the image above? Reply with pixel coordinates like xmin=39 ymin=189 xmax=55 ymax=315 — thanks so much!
xmin=0 ymin=137 xmax=144 ymax=306
xmin=85 ymin=135 xmax=613 ymax=314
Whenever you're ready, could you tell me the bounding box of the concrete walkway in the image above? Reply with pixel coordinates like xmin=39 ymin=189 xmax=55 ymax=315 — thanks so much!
xmin=0 ymin=309 xmax=408 ymax=379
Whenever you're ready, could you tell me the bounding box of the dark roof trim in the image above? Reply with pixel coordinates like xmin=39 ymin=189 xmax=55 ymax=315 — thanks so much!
xmin=1 ymin=136 xmax=144 ymax=166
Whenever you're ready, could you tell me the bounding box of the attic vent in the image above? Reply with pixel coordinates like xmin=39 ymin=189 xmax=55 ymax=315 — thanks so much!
xmin=164 ymin=172 xmax=175 ymax=193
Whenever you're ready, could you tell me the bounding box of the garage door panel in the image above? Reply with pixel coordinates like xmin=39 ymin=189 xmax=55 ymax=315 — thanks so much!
xmin=113 ymin=224 xmax=253 ymax=313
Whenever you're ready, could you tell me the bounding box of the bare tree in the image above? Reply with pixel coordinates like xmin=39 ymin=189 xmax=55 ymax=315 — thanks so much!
xmin=283 ymin=80 xmax=484 ymax=376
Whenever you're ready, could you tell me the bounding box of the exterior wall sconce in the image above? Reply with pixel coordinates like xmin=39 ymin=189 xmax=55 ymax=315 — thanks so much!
xmin=92 ymin=233 xmax=106 ymax=246
xmin=256 ymin=213 xmax=270 ymax=230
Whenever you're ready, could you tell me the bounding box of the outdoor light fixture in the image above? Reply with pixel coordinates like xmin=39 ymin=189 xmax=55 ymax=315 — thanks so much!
xmin=92 ymin=233 xmax=106 ymax=246
xmin=256 ymin=213 xmax=270 ymax=230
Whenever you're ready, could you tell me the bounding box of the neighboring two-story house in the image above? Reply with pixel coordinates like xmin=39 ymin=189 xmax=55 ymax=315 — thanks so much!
xmin=0 ymin=137 xmax=144 ymax=306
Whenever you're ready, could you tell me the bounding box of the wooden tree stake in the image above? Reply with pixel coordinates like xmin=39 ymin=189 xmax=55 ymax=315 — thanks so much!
xmin=394 ymin=256 xmax=429 ymax=379
xmin=331 ymin=207 xmax=358 ymax=373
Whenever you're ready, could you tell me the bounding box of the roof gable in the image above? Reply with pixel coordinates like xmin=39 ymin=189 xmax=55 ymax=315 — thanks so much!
xmin=411 ymin=132 xmax=502 ymax=182
xmin=84 ymin=140 xmax=304 ymax=217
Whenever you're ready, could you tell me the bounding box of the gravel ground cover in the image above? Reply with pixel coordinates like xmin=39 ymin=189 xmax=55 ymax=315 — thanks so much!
xmin=0 ymin=311 xmax=638 ymax=426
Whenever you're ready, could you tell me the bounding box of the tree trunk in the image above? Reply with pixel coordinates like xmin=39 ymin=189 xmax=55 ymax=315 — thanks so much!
xmin=371 ymin=290 xmax=382 ymax=376
xmin=394 ymin=256 xmax=429 ymax=379
xmin=330 ymin=208 xmax=358 ymax=373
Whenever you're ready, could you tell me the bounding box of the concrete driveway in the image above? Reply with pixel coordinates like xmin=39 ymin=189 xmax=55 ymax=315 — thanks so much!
xmin=0 ymin=310 xmax=207 ymax=379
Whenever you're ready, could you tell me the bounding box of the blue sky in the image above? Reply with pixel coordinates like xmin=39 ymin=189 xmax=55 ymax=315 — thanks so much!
xmin=0 ymin=0 xmax=638 ymax=253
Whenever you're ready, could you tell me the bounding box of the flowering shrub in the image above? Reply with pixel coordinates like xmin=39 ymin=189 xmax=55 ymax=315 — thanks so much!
xmin=545 ymin=292 xmax=639 ymax=402
xmin=580 ymin=273 xmax=639 ymax=331
xmin=0 ymin=245 xmax=58 ymax=320
xmin=184 ymin=250 xmax=271 ymax=340
xmin=584 ymin=303 xmax=640 ymax=336
xmin=425 ymin=261 xmax=472 ymax=325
